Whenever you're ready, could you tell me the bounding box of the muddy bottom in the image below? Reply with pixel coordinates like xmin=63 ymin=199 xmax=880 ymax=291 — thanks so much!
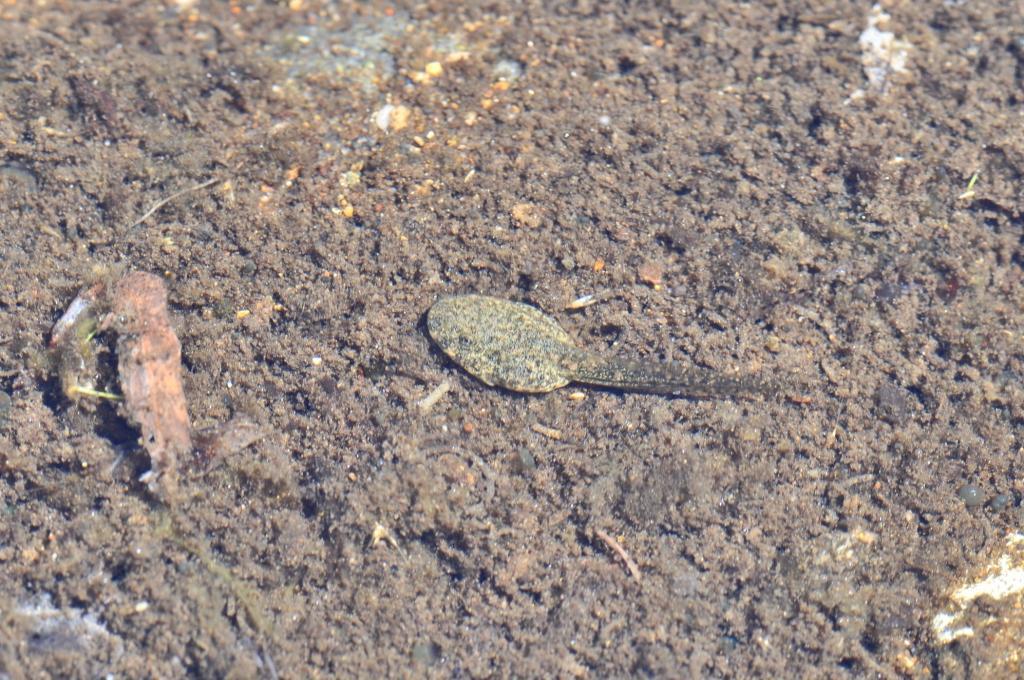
xmin=1 ymin=1 xmax=1022 ymax=678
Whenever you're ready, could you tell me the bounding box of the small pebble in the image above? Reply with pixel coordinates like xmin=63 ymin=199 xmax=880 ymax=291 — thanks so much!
xmin=988 ymin=493 xmax=1013 ymax=511
xmin=513 ymin=448 xmax=537 ymax=473
xmin=0 ymin=390 xmax=10 ymax=427
xmin=373 ymin=104 xmax=394 ymax=131
xmin=373 ymin=104 xmax=411 ymax=132
xmin=0 ymin=163 xmax=39 ymax=192
xmin=874 ymin=384 xmax=912 ymax=426
xmin=511 ymin=203 xmax=543 ymax=228
xmin=411 ymin=641 xmax=442 ymax=665
xmin=637 ymin=261 xmax=664 ymax=287
xmin=492 ymin=59 xmax=523 ymax=81
xmin=958 ymin=484 xmax=986 ymax=508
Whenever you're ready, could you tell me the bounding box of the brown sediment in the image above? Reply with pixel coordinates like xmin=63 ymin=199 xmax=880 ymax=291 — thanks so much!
xmin=5 ymin=2 xmax=1022 ymax=676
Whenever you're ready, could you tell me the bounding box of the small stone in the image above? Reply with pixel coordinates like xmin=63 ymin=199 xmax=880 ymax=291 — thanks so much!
xmin=373 ymin=104 xmax=394 ymax=132
xmin=374 ymin=104 xmax=411 ymax=132
xmin=511 ymin=203 xmax=543 ymax=228
xmin=492 ymin=59 xmax=523 ymax=81
xmin=989 ymin=493 xmax=1013 ymax=511
xmin=874 ymin=384 xmax=912 ymax=426
xmin=513 ymin=448 xmax=537 ymax=472
xmin=958 ymin=484 xmax=986 ymax=508
xmin=0 ymin=390 xmax=10 ymax=428
xmin=638 ymin=261 xmax=664 ymax=287
xmin=390 ymin=105 xmax=411 ymax=131
xmin=412 ymin=641 xmax=442 ymax=665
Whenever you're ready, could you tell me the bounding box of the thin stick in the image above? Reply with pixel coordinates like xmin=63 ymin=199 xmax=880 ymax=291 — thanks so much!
xmin=594 ymin=528 xmax=642 ymax=582
xmin=530 ymin=422 xmax=562 ymax=440
xmin=68 ymin=385 xmax=122 ymax=400
xmin=128 ymin=177 xmax=218 ymax=229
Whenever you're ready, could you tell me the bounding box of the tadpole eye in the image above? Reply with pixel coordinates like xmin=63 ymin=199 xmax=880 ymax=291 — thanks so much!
xmin=457 ymin=335 xmax=472 ymax=349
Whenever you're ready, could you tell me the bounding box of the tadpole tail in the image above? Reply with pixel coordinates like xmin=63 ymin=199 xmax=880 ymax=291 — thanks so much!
xmin=571 ymin=357 xmax=778 ymax=399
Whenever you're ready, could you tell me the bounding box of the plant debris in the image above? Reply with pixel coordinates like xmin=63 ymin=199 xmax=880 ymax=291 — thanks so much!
xmin=50 ymin=270 xmax=259 ymax=500
xmin=99 ymin=272 xmax=192 ymax=499
xmin=49 ymin=279 xmax=112 ymax=403
xmin=127 ymin=177 xmax=218 ymax=230
xmin=594 ymin=527 xmax=642 ymax=582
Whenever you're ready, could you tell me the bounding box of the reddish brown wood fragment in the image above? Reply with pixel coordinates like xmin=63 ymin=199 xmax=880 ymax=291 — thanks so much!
xmin=101 ymin=272 xmax=191 ymax=499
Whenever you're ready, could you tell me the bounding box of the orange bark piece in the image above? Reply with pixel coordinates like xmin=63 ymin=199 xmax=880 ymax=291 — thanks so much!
xmin=103 ymin=272 xmax=191 ymax=499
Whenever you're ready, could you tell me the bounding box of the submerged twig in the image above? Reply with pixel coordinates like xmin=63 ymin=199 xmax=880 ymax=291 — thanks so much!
xmin=594 ymin=527 xmax=642 ymax=582
xmin=128 ymin=177 xmax=218 ymax=229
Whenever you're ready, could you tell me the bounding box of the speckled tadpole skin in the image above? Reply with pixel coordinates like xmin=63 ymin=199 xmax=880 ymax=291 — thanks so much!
xmin=427 ymin=294 xmax=769 ymax=398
